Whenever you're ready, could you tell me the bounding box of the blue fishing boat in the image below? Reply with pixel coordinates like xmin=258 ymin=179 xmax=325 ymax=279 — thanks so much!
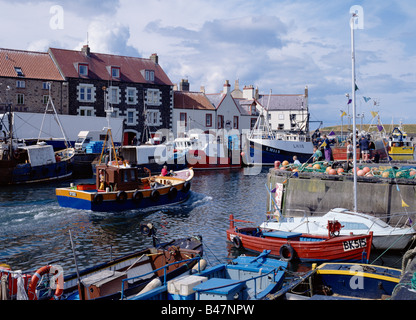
xmin=269 ymin=262 xmax=401 ymax=300
xmin=129 ymin=250 xmax=287 ymax=300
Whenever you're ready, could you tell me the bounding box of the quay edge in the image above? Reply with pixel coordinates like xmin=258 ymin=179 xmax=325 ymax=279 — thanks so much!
xmin=267 ymin=168 xmax=416 ymax=226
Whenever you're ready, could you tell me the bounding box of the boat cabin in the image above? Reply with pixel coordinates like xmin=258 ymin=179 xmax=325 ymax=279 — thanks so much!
xmin=96 ymin=164 xmax=144 ymax=191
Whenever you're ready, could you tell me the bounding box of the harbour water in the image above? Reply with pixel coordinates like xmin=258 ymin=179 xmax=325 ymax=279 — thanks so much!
xmin=0 ymin=167 xmax=404 ymax=276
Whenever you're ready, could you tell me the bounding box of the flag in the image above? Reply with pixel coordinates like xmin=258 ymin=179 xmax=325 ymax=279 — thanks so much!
xmin=329 ymin=131 xmax=335 ymax=136
xmin=341 ymin=111 xmax=347 ymax=117
xmin=321 ymin=141 xmax=327 ymax=147
xmin=355 ymin=83 xmax=359 ymax=91
xmin=377 ymin=124 xmax=383 ymax=132
xmin=402 ymin=199 xmax=409 ymax=208
xmin=363 ymin=97 xmax=371 ymax=102
xmin=370 ymin=111 xmax=378 ymax=118
xmin=347 ymin=99 xmax=352 ymax=104
xmin=293 ymin=171 xmax=299 ymax=177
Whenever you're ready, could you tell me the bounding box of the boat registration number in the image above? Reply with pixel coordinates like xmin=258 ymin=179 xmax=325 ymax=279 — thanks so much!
xmin=69 ymin=191 xmax=77 ymax=197
xmin=343 ymin=238 xmax=367 ymax=251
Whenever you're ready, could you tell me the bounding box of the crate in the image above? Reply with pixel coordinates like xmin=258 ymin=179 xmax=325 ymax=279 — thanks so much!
xmin=167 ymin=275 xmax=207 ymax=300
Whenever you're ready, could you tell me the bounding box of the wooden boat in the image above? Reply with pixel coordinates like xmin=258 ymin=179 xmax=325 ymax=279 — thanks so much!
xmin=260 ymin=208 xmax=416 ymax=251
xmin=55 ymin=164 xmax=193 ymax=212
xmin=269 ymin=262 xmax=401 ymax=300
xmin=227 ymin=214 xmax=373 ymax=263
xmin=2 ymin=231 xmax=203 ymax=300
xmin=131 ymin=250 xmax=287 ymax=300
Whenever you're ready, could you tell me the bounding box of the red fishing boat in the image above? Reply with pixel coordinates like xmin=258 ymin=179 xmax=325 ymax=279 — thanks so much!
xmin=227 ymin=214 xmax=373 ymax=263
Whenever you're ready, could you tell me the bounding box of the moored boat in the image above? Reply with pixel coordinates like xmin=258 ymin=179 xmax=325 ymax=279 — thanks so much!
xmin=131 ymin=249 xmax=287 ymax=300
xmin=55 ymin=164 xmax=193 ymax=212
xmin=227 ymin=214 xmax=373 ymax=263
xmin=260 ymin=208 xmax=416 ymax=251
xmin=388 ymin=126 xmax=415 ymax=160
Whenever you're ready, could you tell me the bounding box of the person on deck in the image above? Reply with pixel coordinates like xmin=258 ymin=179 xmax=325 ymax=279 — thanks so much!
xmin=313 ymin=146 xmax=323 ymax=162
xmin=161 ymin=165 xmax=168 ymax=176
xmin=322 ymin=135 xmax=332 ymax=162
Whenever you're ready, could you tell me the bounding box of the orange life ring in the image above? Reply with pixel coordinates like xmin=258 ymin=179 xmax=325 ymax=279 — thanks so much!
xmin=28 ymin=265 xmax=63 ymax=300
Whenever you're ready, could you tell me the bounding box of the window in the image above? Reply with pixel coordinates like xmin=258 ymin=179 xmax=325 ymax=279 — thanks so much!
xmin=78 ymin=106 xmax=95 ymax=116
xmin=206 ymin=114 xmax=212 ymax=127
xmin=14 ymin=67 xmax=24 ymax=77
xmin=77 ymin=84 xmax=95 ymax=102
xmin=217 ymin=115 xmax=224 ymax=129
xmin=16 ymin=93 xmax=24 ymax=105
xmin=146 ymin=110 xmax=161 ymax=126
xmin=126 ymin=108 xmax=138 ymax=125
xmin=16 ymin=80 xmax=25 ymax=88
xmin=42 ymin=95 xmax=49 ymax=104
xmin=180 ymin=113 xmax=187 ymax=128
xmin=278 ymin=114 xmax=284 ymax=120
xmin=126 ymin=87 xmax=137 ymax=104
xmin=145 ymin=70 xmax=155 ymax=81
xmin=127 ymin=111 xmax=134 ymax=124
xmin=250 ymin=118 xmax=257 ymax=129
xmin=78 ymin=63 xmax=88 ymax=76
xmin=278 ymin=124 xmax=284 ymax=130
xmin=146 ymin=89 xmax=161 ymax=105
xmin=42 ymin=82 xmax=50 ymax=90
xmin=233 ymin=116 xmax=239 ymax=129
xmin=108 ymin=87 xmax=120 ymax=104
xmin=111 ymin=67 xmax=120 ymax=78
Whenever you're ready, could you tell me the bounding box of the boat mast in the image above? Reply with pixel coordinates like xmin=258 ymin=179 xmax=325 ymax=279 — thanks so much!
xmin=351 ymin=12 xmax=358 ymax=212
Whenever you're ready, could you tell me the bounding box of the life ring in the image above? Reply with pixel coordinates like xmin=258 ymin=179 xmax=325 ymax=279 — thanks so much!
xmin=279 ymin=244 xmax=295 ymax=262
xmin=116 ymin=191 xmax=127 ymax=203
xmin=93 ymin=193 xmax=103 ymax=205
xmin=150 ymin=189 xmax=160 ymax=202
xmin=168 ymin=187 xmax=178 ymax=200
xmin=232 ymin=236 xmax=242 ymax=249
xmin=28 ymin=265 xmax=63 ymax=300
xmin=132 ymin=190 xmax=143 ymax=204
xmin=182 ymin=181 xmax=191 ymax=193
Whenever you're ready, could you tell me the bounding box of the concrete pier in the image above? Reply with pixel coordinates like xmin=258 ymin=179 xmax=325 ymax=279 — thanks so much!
xmin=267 ymin=168 xmax=416 ymax=225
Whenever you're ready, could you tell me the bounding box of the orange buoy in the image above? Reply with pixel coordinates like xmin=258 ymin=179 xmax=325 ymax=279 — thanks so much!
xmin=328 ymin=169 xmax=337 ymax=175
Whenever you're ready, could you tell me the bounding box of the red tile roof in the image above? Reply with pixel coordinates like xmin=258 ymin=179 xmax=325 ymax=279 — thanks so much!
xmin=0 ymin=48 xmax=64 ymax=81
xmin=174 ymin=91 xmax=216 ymax=110
xmin=49 ymin=47 xmax=173 ymax=86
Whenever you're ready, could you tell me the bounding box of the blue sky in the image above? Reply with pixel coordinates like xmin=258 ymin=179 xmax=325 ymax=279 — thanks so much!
xmin=1 ymin=0 xmax=415 ymax=129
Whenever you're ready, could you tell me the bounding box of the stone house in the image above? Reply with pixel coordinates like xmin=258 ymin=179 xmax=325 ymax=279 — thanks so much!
xmin=0 ymin=48 xmax=67 ymax=114
xmin=49 ymin=46 xmax=174 ymax=145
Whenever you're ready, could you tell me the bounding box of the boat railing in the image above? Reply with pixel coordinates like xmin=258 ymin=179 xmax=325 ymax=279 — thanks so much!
xmin=120 ymin=256 xmax=203 ymax=300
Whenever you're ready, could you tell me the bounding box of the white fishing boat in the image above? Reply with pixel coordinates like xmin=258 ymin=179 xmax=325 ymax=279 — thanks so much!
xmin=261 ymin=208 xmax=415 ymax=250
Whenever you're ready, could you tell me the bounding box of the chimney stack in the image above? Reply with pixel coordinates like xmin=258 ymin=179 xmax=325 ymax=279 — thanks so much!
xmin=223 ymin=80 xmax=230 ymax=95
xmin=179 ymin=79 xmax=190 ymax=92
xmin=81 ymin=45 xmax=90 ymax=57
xmin=150 ymin=53 xmax=159 ymax=64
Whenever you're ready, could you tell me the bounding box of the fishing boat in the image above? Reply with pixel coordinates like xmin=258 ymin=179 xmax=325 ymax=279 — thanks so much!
xmin=260 ymin=208 xmax=415 ymax=251
xmin=269 ymin=261 xmax=401 ymax=300
xmin=17 ymin=230 xmax=203 ymax=300
xmin=174 ymin=133 xmax=241 ymax=170
xmin=131 ymin=250 xmax=287 ymax=300
xmin=56 ymin=162 xmax=193 ymax=211
xmin=388 ymin=125 xmax=415 ymax=160
xmin=227 ymin=214 xmax=373 ymax=263
xmin=246 ymin=104 xmax=313 ymax=166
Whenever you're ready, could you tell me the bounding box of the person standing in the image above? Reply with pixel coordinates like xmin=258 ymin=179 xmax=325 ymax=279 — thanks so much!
xmin=313 ymin=146 xmax=323 ymax=162
xmin=322 ymin=134 xmax=332 ymax=162
xmin=359 ymin=136 xmax=370 ymax=162
xmin=346 ymin=140 xmax=353 ymax=163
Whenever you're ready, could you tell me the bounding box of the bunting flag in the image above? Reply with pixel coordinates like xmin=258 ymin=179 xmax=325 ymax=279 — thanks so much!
xmin=341 ymin=111 xmax=347 ymax=117
xmin=370 ymin=111 xmax=378 ymax=118
xmin=321 ymin=141 xmax=327 ymax=148
xmin=355 ymin=84 xmax=359 ymax=91
xmin=293 ymin=171 xmax=299 ymax=178
xmin=402 ymin=199 xmax=409 ymax=208
xmin=377 ymin=124 xmax=384 ymax=132
xmin=329 ymin=131 xmax=335 ymax=136
xmin=347 ymin=99 xmax=352 ymax=104
xmin=363 ymin=97 xmax=371 ymax=102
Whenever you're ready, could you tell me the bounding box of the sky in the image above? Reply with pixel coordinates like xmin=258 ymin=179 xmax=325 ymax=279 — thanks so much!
xmin=1 ymin=0 xmax=415 ymax=130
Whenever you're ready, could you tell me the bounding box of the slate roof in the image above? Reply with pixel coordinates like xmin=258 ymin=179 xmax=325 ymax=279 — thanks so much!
xmin=174 ymin=91 xmax=215 ymax=110
xmin=0 ymin=48 xmax=64 ymax=81
xmin=49 ymin=47 xmax=173 ymax=86
xmin=257 ymin=94 xmax=307 ymax=111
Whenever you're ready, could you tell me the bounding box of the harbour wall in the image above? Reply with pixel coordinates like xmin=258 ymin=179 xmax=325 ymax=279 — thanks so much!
xmin=267 ymin=168 xmax=416 ymax=225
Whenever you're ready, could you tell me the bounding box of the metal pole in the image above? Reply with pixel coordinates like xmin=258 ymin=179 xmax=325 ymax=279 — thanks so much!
xmin=351 ymin=14 xmax=358 ymax=212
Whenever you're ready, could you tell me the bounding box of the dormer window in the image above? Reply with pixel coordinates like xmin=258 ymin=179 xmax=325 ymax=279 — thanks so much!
xmin=14 ymin=67 xmax=24 ymax=77
xmin=78 ymin=63 xmax=88 ymax=76
xmin=141 ymin=69 xmax=155 ymax=82
xmin=111 ymin=67 xmax=120 ymax=78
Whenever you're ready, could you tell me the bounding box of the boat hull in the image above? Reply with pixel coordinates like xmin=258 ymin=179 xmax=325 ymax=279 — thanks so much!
xmin=247 ymin=138 xmax=313 ymax=165
xmin=187 ymin=150 xmax=241 ymax=170
xmin=228 ymin=215 xmax=372 ymax=262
